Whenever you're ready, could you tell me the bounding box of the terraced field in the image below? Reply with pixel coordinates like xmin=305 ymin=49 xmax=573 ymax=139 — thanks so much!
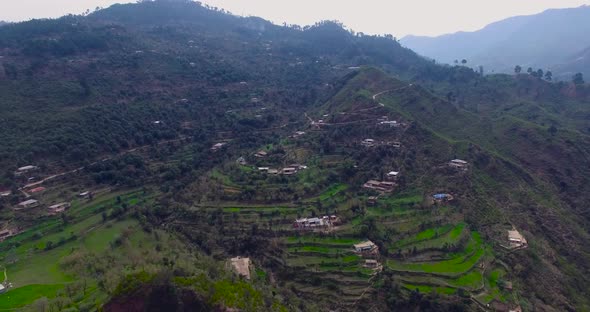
xmin=284 ymin=235 xmax=377 ymax=307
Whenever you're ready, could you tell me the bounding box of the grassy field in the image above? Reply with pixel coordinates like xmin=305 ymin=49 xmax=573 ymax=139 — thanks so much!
xmin=0 ymin=190 xmax=151 ymax=310
xmin=387 ymin=232 xmax=485 ymax=275
xmin=0 ymin=284 xmax=64 ymax=310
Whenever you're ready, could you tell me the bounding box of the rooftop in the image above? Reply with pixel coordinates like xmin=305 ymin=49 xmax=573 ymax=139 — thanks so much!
xmin=18 ymin=199 xmax=38 ymax=205
xmin=354 ymin=241 xmax=376 ymax=249
xmin=451 ymin=159 xmax=468 ymax=164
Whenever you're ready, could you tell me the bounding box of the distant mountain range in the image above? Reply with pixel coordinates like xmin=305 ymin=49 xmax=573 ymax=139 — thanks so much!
xmin=401 ymin=5 xmax=590 ymax=79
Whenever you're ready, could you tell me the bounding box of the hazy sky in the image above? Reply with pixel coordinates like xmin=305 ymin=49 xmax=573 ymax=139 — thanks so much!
xmin=1 ymin=0 xmax=588 ymax=37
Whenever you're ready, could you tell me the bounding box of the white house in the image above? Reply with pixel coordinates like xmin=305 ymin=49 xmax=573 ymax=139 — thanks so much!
xmin=17 ymin=199 xmax=39 ymax=210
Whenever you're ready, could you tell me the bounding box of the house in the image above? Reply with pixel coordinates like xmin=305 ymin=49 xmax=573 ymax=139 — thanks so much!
xmin=433 ymin=193 xmax=454 ymax=202
xmin=15 ymin=165 xmax=38 ymax=176
xmin=379 ymin=120 xmax=400 ymax=127
xmin=282 ymin=167 xmax=297 ymax=175
xmin=291 ymin=131 xmax=306 ymax=138
xmin=354 ymin=241 xmax=378 ymax=254
xmin=0 ymin=229 xmax=15 ymax=242
xmin=363 ymin=180 xmax=396 ymax=193
xmin=449 ymin=159 xmax=469 ymax=170
xmin=293 ymin=217 xmax=327 ymax=229
xmin=329 ymin=215 xmax=342 ymax=226
xmin=508 ymin=229 xmax=528 ymax=249
xmin=17 ymin=199 xmax=39 ymax=210
xmin=78 ymin=191 xmax=92 ymax=199
xmin=236 ymin=157 xmax=247 ymax=166
xmin=386 ymin=171 xmax=400 ymax=181
xmin=254 ymin=150 xmax=268 ymax=158
xmin=17 ymin=165 xmax=38 ymax=173
xmin=210 ymin=142 xmax=226 ymax=151
xmin=257 ymin=167 xmax=270 ymax=172
xmin=268 ymin=169 xmax=279 ymax=175
xmin=0 ymin=190 xmax=11 ymax=197
xmin=48 ymin=202 xmax=71 ymax=214
xmin=290 ymin=164 xmax=308 ymax=170
xmin=361 ymin=139 xmax=376 ymax=147
xmin=230 ymin=257 xmax=251 ymax=280
xmin=391 ymin=142 xmax=402 ymax=148
xmin=363 ymin=259 xmax=381 ymax=270
xmin=29 ymin=186 xmax=46 ymax=193
xmin=0 ymin=284 xmax=5 ymax=294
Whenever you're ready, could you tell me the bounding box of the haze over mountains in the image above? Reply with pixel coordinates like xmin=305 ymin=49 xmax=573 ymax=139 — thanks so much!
xmin=402 ymin=5 xmax=590 ymax=79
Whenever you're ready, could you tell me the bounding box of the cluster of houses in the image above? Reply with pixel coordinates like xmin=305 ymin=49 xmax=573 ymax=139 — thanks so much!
xmin=361 ymin=139 xmax=401 ymax=148
xmin=293 ymin=215 xmax=341 ymax=230
xmin=258 ymin=164 xmax=307 ymax=176
xmin=363 ymin=180 xmax=396 ymax=193
xmin=352 ymin=241 xmax=383 ymax=272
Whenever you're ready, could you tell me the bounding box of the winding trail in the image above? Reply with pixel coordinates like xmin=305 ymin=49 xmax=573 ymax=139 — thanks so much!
xmin=372 ymin=83 xmax=414 ymax=103
xmin=19 ymin=136 xmax=188 ymax=191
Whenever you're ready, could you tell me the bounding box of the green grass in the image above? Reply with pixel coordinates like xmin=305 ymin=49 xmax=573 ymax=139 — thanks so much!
xmin=0 ymin=284 xmax=64 ymax=309
xmin=318 ymin=183 xmax=348 ymax=201
xmin=391 ymin=223 xmax=466 ymax=250
xmin=387 ymin=232 xmax=485 ymax=275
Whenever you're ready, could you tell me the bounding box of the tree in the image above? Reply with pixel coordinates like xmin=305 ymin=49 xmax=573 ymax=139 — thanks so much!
xmin=545 ymin=71 xmax=553 ymax=81
xmin=573 ymin=72 xmax=585 ymax=85
xmin=461 ymin=59 xmax=467 ymax=65
xmin=454 ymin=60 xmax=459 ymax=65
xmin=478 ymin=65 xmax=484 ymax=76
xmin=527 ymin=67 xmax=533 ymax=75
xmin=537 ymin=69 xmax=544 ymax=78
xmin=514 ymin=65 xmax=522 ymax=74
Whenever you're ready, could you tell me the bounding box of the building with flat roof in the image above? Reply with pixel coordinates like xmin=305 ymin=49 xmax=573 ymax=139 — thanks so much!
xmin=354 ymin=240 xmax=378 ymax=254
xmin=508 ymin=229 xmax=528 ymax=249
xmin=230 ymin=257 xmax=251 ymax=279
xmin=17 ymin=199 xmax=39 ymax=210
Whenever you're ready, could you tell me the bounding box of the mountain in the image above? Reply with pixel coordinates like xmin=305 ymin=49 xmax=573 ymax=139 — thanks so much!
xmin=401 ymin=5 xmax=590 ymax=79
xmin=1 ymin=1 xmax=590 ymax=311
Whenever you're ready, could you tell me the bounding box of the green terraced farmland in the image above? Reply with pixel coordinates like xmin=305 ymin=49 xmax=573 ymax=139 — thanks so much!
xmin=387 ymin=232 xmax=485 ymax=275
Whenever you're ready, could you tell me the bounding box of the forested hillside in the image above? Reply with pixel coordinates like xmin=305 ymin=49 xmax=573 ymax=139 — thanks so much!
xmin=1 ymin=1 xmax=590 ymax=311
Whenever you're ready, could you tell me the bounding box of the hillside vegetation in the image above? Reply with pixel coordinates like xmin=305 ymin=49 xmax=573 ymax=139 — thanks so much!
xmin=1 ymin=1 xmax=590 ymax=311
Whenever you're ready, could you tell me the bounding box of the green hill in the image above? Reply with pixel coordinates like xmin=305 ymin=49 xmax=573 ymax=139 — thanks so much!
xmin=1 ymin=1 xmax=590 ymax=311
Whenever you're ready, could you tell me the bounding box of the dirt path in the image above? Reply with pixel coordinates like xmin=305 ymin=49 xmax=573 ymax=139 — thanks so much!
xmin=372 ymin=84 xmax=413 ymax=103
xmin=20 ymin=136 xmax=188 ymax=191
